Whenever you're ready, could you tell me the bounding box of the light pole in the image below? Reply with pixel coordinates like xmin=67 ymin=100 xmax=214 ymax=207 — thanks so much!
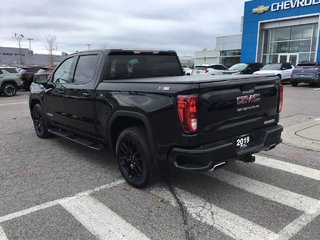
xmin=86 ymin=44 xmax=91 ymax=50
xmin=12 ymin=33 xmax=24 ymax=65
xmin=26 ymin=38 xmax=34 ymax=50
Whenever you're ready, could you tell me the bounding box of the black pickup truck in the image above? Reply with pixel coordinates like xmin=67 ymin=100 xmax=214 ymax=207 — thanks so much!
xmin=29 ymin=49 xmax=283 ymax=188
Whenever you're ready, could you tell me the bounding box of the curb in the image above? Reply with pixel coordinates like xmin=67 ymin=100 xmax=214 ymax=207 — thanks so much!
xmin=282 ymin=119 xmax=320 ymax=152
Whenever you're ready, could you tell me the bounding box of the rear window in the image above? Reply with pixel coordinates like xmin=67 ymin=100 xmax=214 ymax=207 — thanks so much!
xmin=27 ymin=67 xmax=42 ymax=73
xmin=194 ymin=66 xmax=207 ymax=70
xmin=297 ymin=63 xmax=319 ymax=67
xmin=105 ymin=54 xmax=183 ymax=80
xmin=209 ymin=65 xmax=227 ymax=70
xmin=1 ymin=68 xmax=18 ymax=73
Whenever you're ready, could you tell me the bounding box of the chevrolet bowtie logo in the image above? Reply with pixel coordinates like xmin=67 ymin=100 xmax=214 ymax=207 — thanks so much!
xmin=252 ymin=5 xmax=270 ymax=14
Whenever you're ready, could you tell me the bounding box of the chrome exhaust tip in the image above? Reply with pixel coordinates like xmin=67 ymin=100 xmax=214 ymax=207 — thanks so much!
xmin=209 ymin=162 xmax=226 ymax=171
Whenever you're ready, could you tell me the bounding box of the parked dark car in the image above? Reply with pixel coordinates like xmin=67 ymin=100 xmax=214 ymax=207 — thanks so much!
xmin=32 ymin=67 xmax=54 ymax=85
xmin=291 ymin=63 xmax=320 ymax=87
xmin=19 ymin=66 xmax=43 ymax=90
xmin=29 ymin=49 xmax=283 ymax=188
xmin=223 ymin=63 xmax=264 ymax=75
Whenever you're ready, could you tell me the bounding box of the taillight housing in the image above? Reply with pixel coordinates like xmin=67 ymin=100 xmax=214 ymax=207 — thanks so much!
xmin=204 ymin=67 xmax=208 ymax=73
xmin=177 ymin=95 xmax=197 ymax=134
xmin=278 ymin=85 xmax=283 ymax=113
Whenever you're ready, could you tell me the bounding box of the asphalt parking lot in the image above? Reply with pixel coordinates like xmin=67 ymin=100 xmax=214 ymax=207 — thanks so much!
xmin=0 ymin=85 xmax=319 ymax=240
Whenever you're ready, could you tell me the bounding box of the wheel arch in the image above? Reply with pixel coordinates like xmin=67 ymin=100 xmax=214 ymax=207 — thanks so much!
xmin=108 ymin=110 xmax=160 ymax=179
xmin=108 ymin=111 xmax=154 ymax=153
xmin=1 ymin=80 xmax=18 ymax=89
xmin=277 ymin=74 xmax=282 ymax=80
xmin=29 ymin=98 xmax=41 ymax=116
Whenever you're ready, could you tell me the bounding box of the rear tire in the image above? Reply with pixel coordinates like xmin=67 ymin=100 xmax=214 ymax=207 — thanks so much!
xmin=2 ymin=83 xmax=17 ymax=97
xmin=32 ymin=104 xmax=51 ymax=139
xmin=116 ymin=127 xmax=157 ymax=188
xmin=291 ymin=82 xmax=298 ymax=87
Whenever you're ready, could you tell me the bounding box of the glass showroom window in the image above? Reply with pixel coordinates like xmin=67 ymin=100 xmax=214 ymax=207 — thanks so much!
xmin=220 ymin=50 xmax=241 ymax=68
xmin=262 ymin=23 xmax=318 ymax=64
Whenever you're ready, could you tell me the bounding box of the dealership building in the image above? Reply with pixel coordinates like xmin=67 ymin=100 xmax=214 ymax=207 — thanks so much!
xmin=241 ymin=0 xmax=320 ymax=65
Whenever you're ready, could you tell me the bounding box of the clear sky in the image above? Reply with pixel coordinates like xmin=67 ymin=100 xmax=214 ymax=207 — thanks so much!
xmin=1 ymin=0 xmax=245 ymax=56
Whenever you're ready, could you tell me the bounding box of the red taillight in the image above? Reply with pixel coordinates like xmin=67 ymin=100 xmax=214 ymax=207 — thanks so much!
xmin=204 ymin=67 xmax=208 ymax=73
xmin=278 ymin=85 xmax=283 ymax=113
xmin=177 ymin=95 xmax=197 ymax=134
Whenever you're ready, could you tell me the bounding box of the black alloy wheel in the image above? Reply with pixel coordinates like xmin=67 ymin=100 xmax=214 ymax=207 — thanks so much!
xmin=2 ymin=83 xmax=17 ymax=97
xmin=116 ymin=127 xmax=157 ymax=188
xmin=119 ymin=139 xmax=143 ymax=179
xmin=32 ymin=104 xmax=51 ymax=138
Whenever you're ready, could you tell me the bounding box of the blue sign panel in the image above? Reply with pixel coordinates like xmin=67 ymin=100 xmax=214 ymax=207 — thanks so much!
xmin=241 ymin=0 xmax=320 ymax=63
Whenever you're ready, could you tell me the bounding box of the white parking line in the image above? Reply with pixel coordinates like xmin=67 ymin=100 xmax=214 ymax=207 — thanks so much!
xmin=313 ymin=88 xmax=320 ymax=91
xmin=0 ymin=102 xmax=28 ymax=106
xmin=277 ymin=207 xmax=320 ymax=240
xmin=150 ymin=186 xmax=278 ymax=240
xmin=255 ymin=155 xmax=320 ymax=181
xmin=0 ymin=180 xmax=125 ymax=224
xmin=209 ymin=170 xmax=320 ymax=214
xmin=0 ymin=226 xmax=8 ymax=240
xmin=61 ymin=195 xmax=149 ymax=240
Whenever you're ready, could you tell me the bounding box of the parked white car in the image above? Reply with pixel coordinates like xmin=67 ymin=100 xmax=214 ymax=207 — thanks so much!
xmin=192 ymin=64 xmax=227 ymax=75
xmin=253 ymin=63 xmax=294 ymax=82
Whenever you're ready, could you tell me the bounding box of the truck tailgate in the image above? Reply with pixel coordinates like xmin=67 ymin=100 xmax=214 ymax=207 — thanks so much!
xmin=198 ymin=75 xmax=280 ymax=145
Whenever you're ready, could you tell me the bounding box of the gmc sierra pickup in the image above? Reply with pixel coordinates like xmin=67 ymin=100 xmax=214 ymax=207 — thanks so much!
xmin=29 ymin=49 xmax=283 ymax=188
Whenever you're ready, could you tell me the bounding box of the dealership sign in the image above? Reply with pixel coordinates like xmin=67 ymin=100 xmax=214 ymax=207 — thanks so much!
xmin=252 ymin=0 xmax=320 ymax=14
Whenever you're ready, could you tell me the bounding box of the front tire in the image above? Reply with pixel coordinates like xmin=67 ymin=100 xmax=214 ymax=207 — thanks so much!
xmin=116 ymin=127 xmax=157 ymax=188
xmin=32 ymin=104 xmax=51 ymax=139
xmin=2 ymin=83 xmax=17 ymax=97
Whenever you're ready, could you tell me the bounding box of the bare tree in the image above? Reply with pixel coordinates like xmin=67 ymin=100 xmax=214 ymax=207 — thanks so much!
xmin=46 ymin=35 xmax=57 ymax=66
xmin=12 ymin=33 xmax=24 ymax=65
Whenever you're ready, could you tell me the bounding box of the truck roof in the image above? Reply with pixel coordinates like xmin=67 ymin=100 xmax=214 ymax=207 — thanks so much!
xmin=70 ymin=49 xmax=178 ymax=56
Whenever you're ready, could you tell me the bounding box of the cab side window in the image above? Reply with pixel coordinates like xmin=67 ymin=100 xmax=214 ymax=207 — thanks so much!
xmin=52 ymin=57 xmax=74 ymax=84
xmin=73 ymin=55 xmax=99 ymax=84
xmin=283 ymin=63 xmax=293 ymax=69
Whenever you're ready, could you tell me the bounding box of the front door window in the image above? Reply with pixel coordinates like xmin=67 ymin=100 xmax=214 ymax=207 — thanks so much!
xmin=52 ymin=57 xmax=74 ymax=84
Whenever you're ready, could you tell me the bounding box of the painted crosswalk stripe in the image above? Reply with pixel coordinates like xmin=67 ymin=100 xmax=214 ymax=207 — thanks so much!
xmin=60 ymin=195 xmax=149 ymax=240
xmin=255 ymin=155 xmax=320 ymax=181
xmin=0 ymin=102 xmax=28 ymax=106
xmin=0 ymin=180 xmax=125 ymax=224
xmin=0 ymin=226 xmax=8 ymax=240
xmin=150 ymin=186 xmax=278 ymax=240
xmin=208 ymin=170 xmax=320 ymax=214
xmin=276 ymin=207 xmax=320 ymax=240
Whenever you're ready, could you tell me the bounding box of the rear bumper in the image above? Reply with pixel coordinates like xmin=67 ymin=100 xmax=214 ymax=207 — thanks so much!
xmin=168 ymin=124 xmax=283 ymax=172
xmin=291 ymin=75 xmax=320 ymax=83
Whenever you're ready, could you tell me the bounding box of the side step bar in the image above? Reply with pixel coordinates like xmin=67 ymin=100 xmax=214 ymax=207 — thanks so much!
xmin=48 ymin=129 xmax=105 ymax=151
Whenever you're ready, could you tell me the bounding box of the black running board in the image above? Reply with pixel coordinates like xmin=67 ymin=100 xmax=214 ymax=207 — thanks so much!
xmin=48 ymin=129 xmax=105 ymax=151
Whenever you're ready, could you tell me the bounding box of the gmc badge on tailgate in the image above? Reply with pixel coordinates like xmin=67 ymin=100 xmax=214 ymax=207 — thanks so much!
xmin=237 ymin=94 xmax=261 ymax=105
